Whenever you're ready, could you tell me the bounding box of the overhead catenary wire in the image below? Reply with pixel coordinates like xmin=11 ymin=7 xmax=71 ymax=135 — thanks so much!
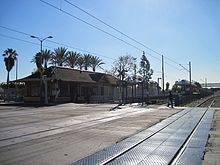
xmin=64 ymin=0 xmax=160 ymax=55
xmin=0 ymin=25 xmax=187 ymax=78
xmin=40 ymin=0 xmax=163 ymax=61
xmin=0 ymin=25 xmax=186 ymax=79
xmin=0 ymin=25 xmax=186 ymax=76
xmin=0 ymin=33 xmax=49 ymax=48
xmin=0 ymin=26 xmax=115 ymax=61
xmin=0 ymin=27 xmax=190 ymax=82
xmin=1 ymin=6 xmax=185 ymax=75
xmin=40 ymin=0 xmax=142 ymax=52
xmin=40 ymin=0 xmax=190 ymax=76
xmin=0 ymin=25 xmax=158 ymax=62
xmin=0 ymin=25 xmax=30 ymax=37
xmin=47 ymin=40 xmax=116 ymax=61
xmin=64 ymin=0 xmax=181 ymax=65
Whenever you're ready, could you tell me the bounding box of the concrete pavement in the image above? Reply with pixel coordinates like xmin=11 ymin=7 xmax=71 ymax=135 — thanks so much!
xmin=202 ymin=96 xmax=220 ymax=165
xmin=0 ymin=103 xmax=182 ymax=165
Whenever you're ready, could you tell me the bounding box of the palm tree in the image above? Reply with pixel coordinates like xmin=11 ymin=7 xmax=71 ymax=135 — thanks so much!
xmin=31 ymin=52 xmax=43 ymax=70
xmin=90 ymin=56 xmax=105 ymax=72
xmin=66 ymin=51 xmax=80 ymax=68
xmin=76 ymin=56 xmax=84 ymax=70
xmin=83 ymin=54 xmax=92 ymax=70
xmin=41 ymin=49 xmax=53 ymax=68
xmin=50 ymin=47 xmax=68 ymax=66
xmin=2 ymin=48 xmax=18 ymax=86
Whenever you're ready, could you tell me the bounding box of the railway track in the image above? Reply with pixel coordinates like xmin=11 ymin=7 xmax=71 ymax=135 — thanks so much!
xmin=72 ymin=97 xmax=216 ymax=165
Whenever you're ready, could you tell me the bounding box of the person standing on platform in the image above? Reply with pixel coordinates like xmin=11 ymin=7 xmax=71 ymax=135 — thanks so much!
xmin=168 ymin=91 xmax=174 ymax=108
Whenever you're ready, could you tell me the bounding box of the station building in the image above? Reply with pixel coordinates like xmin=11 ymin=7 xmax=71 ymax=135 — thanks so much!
xmin=17 ymin=66 xmax=120 ymax=103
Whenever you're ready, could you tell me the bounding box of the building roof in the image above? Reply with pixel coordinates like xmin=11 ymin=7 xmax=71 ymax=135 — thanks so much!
xmin=17 ymin=66 xmax=118 ymax=85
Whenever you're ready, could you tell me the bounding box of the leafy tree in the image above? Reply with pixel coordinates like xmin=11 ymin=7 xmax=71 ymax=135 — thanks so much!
xmin=51 ymin=47 xmax=68 ymax=66
xmin=139 ymin=52 xmax=153 ymax=83
xmin=2 ymin=48 xmax=18 ymax=86
xmin=66 ymin=51 xmax=80 ymax=68
xmin=139 ymin=52 xmax=153 ymax=105
xmin=41 ymin=49 xmax=53 ymax=68
xmin=90 ymin=56 xmax=105 ymax=72
xmin=83 ymin=54 xmax=92 ymax=70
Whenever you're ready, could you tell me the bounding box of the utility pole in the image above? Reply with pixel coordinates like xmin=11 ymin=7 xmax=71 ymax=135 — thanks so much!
xmin=179 ymin=61 xmax=192 ymax=85
xmin=189 ymin=61 xmax=192 ymax=85
xmin=179 ymin=61 xmax=192 ymax=96
xmin=162 ymin=55 xmax=165 ymax=92
xmin=205 ymin=78 xmax=207 ymax=89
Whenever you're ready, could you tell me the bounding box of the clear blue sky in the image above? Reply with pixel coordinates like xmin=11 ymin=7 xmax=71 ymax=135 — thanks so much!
xmin=0 ymin=0 xmax=220 ymax=86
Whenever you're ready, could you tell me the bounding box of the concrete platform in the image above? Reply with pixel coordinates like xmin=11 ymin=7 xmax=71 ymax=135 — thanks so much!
xmin=0 ymin=103 xmax=182 ymax=165
xmin=202 ymin=96 xmax=220 ymax=165
xmin=73 ymin=107 xmax=214 ymax=165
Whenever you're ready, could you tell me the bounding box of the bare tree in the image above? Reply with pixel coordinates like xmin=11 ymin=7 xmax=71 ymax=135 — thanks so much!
xmin=112 ymin=54 xmax=136 ymax=80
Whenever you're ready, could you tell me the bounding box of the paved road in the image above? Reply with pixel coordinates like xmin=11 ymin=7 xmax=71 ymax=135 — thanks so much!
xmin=0 ymin=103 xmax=182 ymax=165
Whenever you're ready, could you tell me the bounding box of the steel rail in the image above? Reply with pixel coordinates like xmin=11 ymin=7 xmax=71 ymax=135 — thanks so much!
xmin=97 ymin=97 xmax=215 ymax=165
xmin=97 ymin=110 xmax=192 ymax=164
xmin=170 ymin=97 xmax=215 ymax=165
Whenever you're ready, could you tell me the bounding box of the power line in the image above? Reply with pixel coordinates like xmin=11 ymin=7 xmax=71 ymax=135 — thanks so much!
xmin=0 ymin=25 xmax=30 ymax=37
xmin=0 ymin=33 xmax=43 ymax=47
xmin=64 ymin=0 xmax=162 ymax=56
xmin=0 ymin=25 xmax=115 ymax=61
xmin=0 ymin=23 xmax=186 ymax=76
xmin=47 ymin=40 xmax=115 ymax=60
xmin=40 ymin=0 xmax=144 ymax=52
xmin=40 ymin=0 xmax=165 ymax=64
xmin=0 ymin=24 xmax=144 ymax=61
xmin=0 ymin=1 xmax=180 ymax=72
xmin=64 ymin=0 xmax=181 ymax=66
xmin=0 ymin=23 xmax=187 ymax=73
xmin=1 ymin=31 xmax=190 ymax=80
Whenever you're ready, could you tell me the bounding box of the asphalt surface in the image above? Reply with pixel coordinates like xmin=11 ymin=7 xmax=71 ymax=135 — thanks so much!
xmin=0 ymin=103 xmax=182 ymax=165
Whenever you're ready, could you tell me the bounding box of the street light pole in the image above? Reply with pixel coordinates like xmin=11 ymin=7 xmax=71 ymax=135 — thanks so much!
xmin=30 ymin=35 xmax=53 ymax=53
xmin=30 ymin=35 xmax=53 ymax=105
xmin=40 ymin=40 xmax=43 ymax=53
